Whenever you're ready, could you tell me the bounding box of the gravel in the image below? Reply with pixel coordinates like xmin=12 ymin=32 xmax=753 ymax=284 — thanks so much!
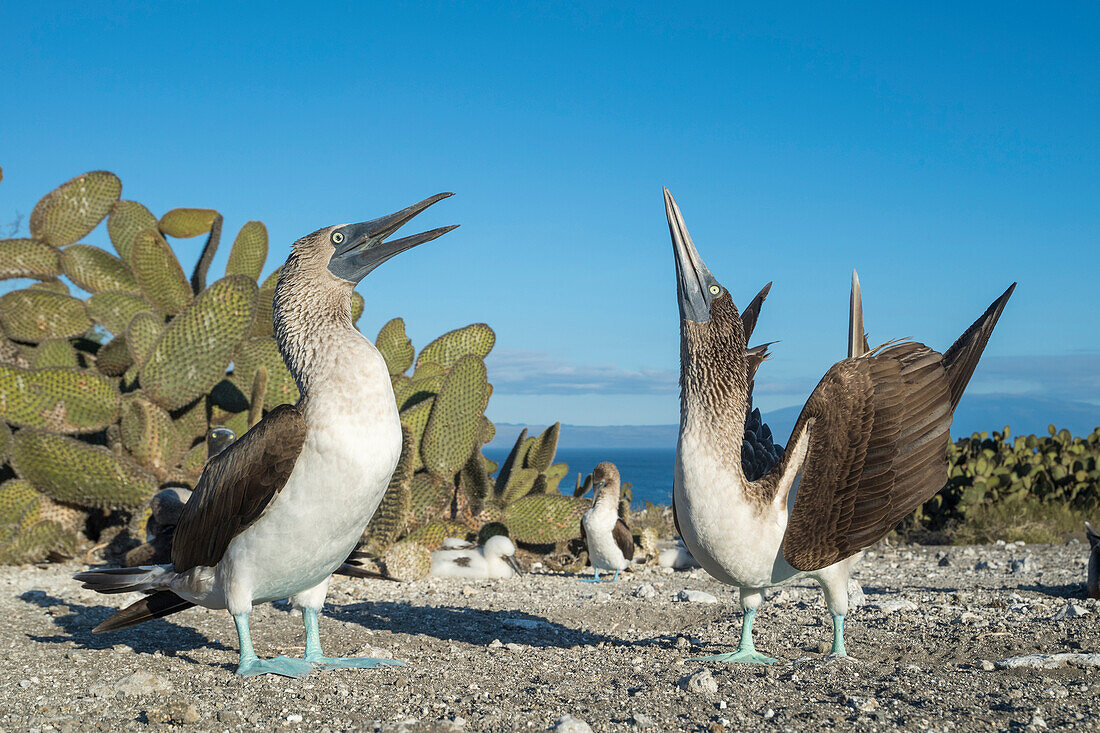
xmin=1 ymin=540 xmax=1098 ymax=731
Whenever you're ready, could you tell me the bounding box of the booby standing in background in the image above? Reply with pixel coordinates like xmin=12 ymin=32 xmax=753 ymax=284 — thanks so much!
xmin=430 ymin=535 xmax=522 ymax=580
xmin=76 ymin=194 xmax=458 ymax=678
xmin=664 ymin=187 xmax=1015 ymax=662
xmin=1087 ymin=522 xmax=1099 ymax=599
xmin=580 ymin=462 xmax=635 ymax=582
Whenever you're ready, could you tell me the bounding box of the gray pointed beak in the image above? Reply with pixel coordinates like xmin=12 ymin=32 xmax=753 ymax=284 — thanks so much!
xmin=664 ymin=187 xmax=717 ymax=322
xmin=328 ymin=193 xmax=458 ymax=283
xmin=504 ymin=555 xmax=523 ymax=575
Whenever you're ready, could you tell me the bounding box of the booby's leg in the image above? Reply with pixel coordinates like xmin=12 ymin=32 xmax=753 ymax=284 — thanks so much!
xmin=819 ymin=570 xmax=851 ymax=657
xmin=232 ymin=613 xmax=312 ymax=678
xmin=611 ymin=569 xmax=620 ymax=582
xmin=293 ymin=580 xmax=404 ymax=670
xmin=580 ymin=566 xmax=602 ymax=583
xmin=689 ymin=588 xmax=776 ymax=664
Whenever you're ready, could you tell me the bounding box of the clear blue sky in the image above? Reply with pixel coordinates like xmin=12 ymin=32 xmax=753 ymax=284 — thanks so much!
xmin=2 ymin=2 xmax=1097 ymax=426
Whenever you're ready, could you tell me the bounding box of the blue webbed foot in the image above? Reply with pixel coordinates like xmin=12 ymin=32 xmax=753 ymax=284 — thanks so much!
xmin=235 ymin=655 xmax=313 ymax=678
xmin=688 ymin=649 xmax=777 ymax=665
xmin=308 ymin=655 xmax=405 ymax=671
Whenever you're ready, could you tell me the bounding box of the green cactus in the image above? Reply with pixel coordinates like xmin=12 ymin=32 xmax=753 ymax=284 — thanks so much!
xmin=362 ymin=427 xmax=414 ymax=554
xmin=32 ymin=339 xmax=80 ymax=369
xmin=10 ymin=429 xmax=158 ymax=509
xmin=141 ymin=275 xmax=257 ymax=410
xmin=400 ymin=398 xmax=434 ymax=472
xmin=380 ymin=541 xmax=431 ymax=581
xmin=59 ymin=244 xmax=140 ymax=294
xmin=0 ymin=479 xmax=39 ymax=531
xmin=107 ymin=200 xmax=158 ymax=262
xmin=0 ymin=289 xmax=91 ymax=343
xmin=406 ymin=520 xmax=474 ymax=550
xmin=130 ymin=228 xmax=193 ymax=315
xmin=0 ymin=365 xmax=120 ymax=433
xmin=0 ymin=519 xmax=77 ymax=565
xmin=0 ymin=238 xmax=62 ymax=280
xmin=86 ymin=291 xmax=154 ymax=336
xmin=29 ymin=279 xmax=70 ymax=294
xmin=421 ymin=355 xmax=488 ymax=479
xmin=502 ymin=494 xmax=589 ymax=545
xmin=408 ymin=473 xmax=453 ymax=529
xmin=525 ymin=422 xmax=560 ymax=473
xmin=415 ymin=323 xmax=495 ymax=370
xmin=120 ymin=396 xmax=182 ymax=474
xmin=231 ymin=337 xmax=299 ymax=409
xmin=94 ymin=334 xmax=132 ymax=376
xmin=29 ymin=171 xmax=121 ymax=247
xmin=222 ymin=220 xmax=268 ymax=280
xmin=159 ymin=208 xmax=219 ymax=238
xmin=375 ymin=319 xmax=415 ymax=376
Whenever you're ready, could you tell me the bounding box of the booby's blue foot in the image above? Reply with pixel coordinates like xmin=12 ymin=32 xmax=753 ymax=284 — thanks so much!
xmin=687 ymin=608 xmax=776 ymax=664
xmin=579 ymin=568 xmax=602 ymax=582
xmin=611 ymin=569 xmax=621 ymax=582
xmin=232 ymin=613 xmax=312 ymax=678
xmin=688 ymin=649 xmax=777 ymax=665
xmin=301 ymin=608 xmax=405 ymax=672
xmin=236 ymin=655 xmax=313 ymax=678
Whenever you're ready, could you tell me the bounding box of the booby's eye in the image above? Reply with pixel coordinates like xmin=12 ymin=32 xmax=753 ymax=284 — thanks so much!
xmin=332 ymin=231 xmax=345 ymax=244
xmin=709 ymin=285 xmax=721 ymax=296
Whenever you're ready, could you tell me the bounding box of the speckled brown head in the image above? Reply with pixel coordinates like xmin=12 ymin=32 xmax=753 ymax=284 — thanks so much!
xmin=663 ymin=188 xmax=750 ymax=421
xmin=592 ymin=462 xmax=621 ymax=502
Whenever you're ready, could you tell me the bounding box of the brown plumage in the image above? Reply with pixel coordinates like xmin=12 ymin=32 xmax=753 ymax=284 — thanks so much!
xmin=1087 ymin=522 xmax=1099 ymax=600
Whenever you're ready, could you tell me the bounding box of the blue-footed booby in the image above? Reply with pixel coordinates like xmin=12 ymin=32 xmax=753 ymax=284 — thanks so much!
xmin=429 ymin=535 xmax=521 ymax=579
xmin=580 ymin=462 xmax=634 ymax=582
xmin=663 ymin=187 xmax=1015 ymax=663
xmin=1087 ymin=522 xmax=1099 ymax=599
xmin=75 ymin=194 xmax=458 ymax=678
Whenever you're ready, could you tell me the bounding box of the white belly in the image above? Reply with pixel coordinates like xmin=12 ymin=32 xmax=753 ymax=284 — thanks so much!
xmin=582 ymin=506 xmax=628 ymax=571
xmin=675 ymin=428 xmax=799 ymax=589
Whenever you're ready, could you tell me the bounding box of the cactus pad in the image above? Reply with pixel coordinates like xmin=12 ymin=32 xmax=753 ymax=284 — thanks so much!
xmin=231 ymin=337 xmax=299 ymax=409
xmin=225 ymin=220 xmax=268 ymax=280
xmin=351 ymin=291 xmax=364 ymax=326
xmin=0 ymin=239 xmax=62 ymax=280
xmin=130 ymin=228 xmax=192 ymax=314
xmin=363 ymin=427 xmax=413 ymax=554
xmin=120 ymin=396 xmax=181 ymax=472
xmin=0 ymin=289 xmax=91 ymax=343
xmin=408 ymin=473 xmax=454 ymax=528
xmin=0 ymin=365 xmax=121 ymax=433
xmin=400 ymin=398 xmax=434 ymax=472
xmin=30 ymin=171 xmax=121 ymax=247
xmin=159 ymin=208 xmax=219 ymax=238
xmin=32 ymin=339 xmax=79 ymax=369
xmin=59 ymin=244 xmax=140 ymax=294
xmin=87 ymin=291 xmax=154 ymax=336
xmin=416 ymin=323 xmax=495 ymax=370
xmin=108 ymin=200 xmax=158 ymax=261
xmin=10 ymin=430 xmax=158 ymax=509
xmin=381 ymin=541 xmax=431 ymax=581
xmin=406 ymin=520 xmax=474 ymax=551
xmin=421 ymin=355 xmax=488 ymax=479
xmin=376 ymin=318 xmax=415 ymax=375
xmin=142 ymin=275 xmax=257 ymax=410
xmin=502 ymin=494 xmax=588 ymax=545
xmin=95 ymin=335 xmax=132 ymax=376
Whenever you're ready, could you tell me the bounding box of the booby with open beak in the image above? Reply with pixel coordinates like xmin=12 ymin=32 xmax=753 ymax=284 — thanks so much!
xmin=580 ymin=462 xmax=635 ymax=582
xmin=75 ymin=194 xmax=457 ymax=678
xmin=664 ymin=188 xmax=1014 ymax=663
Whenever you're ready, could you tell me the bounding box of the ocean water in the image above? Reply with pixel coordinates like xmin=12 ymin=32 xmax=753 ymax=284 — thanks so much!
xmin=483 ymin=447 xmax=677 ymax=508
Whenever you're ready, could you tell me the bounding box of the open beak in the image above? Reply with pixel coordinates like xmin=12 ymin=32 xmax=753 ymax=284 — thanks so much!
xmin=664 ymin=187 xmax=716 ymax=322
xmin=328 ymin=193 xmax=458 ymax=283
xmin=504 ymin=555 xmax=523 ymax=575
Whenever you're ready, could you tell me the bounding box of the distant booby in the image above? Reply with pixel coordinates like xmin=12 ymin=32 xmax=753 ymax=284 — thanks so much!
xmin=663 ymin=187 xmax=1014 ymax=663
xmin=1087 ymin=522 xmax=1099 ymax=599
xmin=75 ymin=194 xmax=457 ymax=678
xmin=580 ymin=462 xmax=634 ymax=582
xmin=430 ymin=535 xmax=521 ymax=579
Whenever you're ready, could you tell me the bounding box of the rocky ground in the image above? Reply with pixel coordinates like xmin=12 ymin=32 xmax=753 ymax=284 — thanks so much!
xmin=0 ymin=540 xmax=1098 ymax=732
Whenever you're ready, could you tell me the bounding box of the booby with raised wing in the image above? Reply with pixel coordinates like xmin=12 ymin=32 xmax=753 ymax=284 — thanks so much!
xmin=580 ymin=462 xmax=634 ymax=582
xmin=75 ymin=194 xmax=457 ymax=678
xmin=664 ymin=187 xmax=1014 ymax=663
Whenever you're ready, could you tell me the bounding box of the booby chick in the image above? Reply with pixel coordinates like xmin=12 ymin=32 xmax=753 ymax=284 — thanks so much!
xmin=1087 ymin=522 xmax=1099 ymax=599
xmin=580 ymin=462 xmax=635 ymax=582
xmin=663 ymin=188 xmax=1015 ymax=663
xmin=75 ymin=194 xmax=458 ymax=678
xmin=430 ymin=535 xmax=521 ymax=579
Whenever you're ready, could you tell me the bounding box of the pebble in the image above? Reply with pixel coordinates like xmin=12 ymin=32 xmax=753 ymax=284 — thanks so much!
xmin=1009 ymin=557 xmax=1034 ymax=574
xmin=868 ymin=598 xmax=918 ymax=614
xmin=847 ymin=578 xmax=866 ymax=609
xmin=145 ymin=701 xmax=199 ymax=725
xmin=93 ymin=670 xmax=171 ymax=697
xmin=995 ymin=653 xmax=1100 ymax=669
xmin=678 ymin=668 xmax=718 ymax=695
xmin=1050 ymin=603 xmax=1089 ymax=621
xmin=634 ymin=583 xmax=656 ymax=599
xmin=553 ymin=713 xmax=593 ymax=732
xmin=631 ymin=712 xmax=657 ymax=729
xmin=677 ymin=590 xmax=718 ymax=604
xmin=487 ymin=639 xmax=503 ymax=648
xmin=846 ymin=695 xmax=878 ymax=713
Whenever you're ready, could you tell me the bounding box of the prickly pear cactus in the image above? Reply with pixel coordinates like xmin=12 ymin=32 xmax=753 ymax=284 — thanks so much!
xmin=381 ymin=541 xmax=431 ymax=581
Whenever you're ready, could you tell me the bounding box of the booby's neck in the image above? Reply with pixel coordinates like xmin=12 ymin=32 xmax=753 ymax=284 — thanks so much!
xmin=679 ymin=319 xmax=750 ymax=487
xmin=272 ymin=259 xmax=372 ymax=398
xmin=591 ymin=485 xmax=621 ymax=514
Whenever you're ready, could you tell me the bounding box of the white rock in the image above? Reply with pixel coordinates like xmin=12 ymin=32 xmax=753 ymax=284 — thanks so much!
xmin=1050 ymin=603 xmax=1089 ymax=621
xmin=287 ymin=714 xmax=303 ymax=723
xmin=634 ymin=583 xmax=656 ymax=599
xmin=677 ymin=668 xmax=718 ymax=695
xmin=631 ymin=712 xmax=657 ymax=729
xmin=677 ymin=590 xmax=718 ymax=604
xmin=487 ymin=639 xmax=503 ymax=648
xmin=847 ymin=578 xmax=866 ymax=610
xmin=553 ymin=713 xmax=593 ymax=732
xmin=503 ymin=618 xmax=548 ymax=630
xmin=995 ymin=653 xmax=1100 ymax=669
xmin=110 ymin=670 xmax=171 ymax=697
xmin=867 ymin=598 xmax=918 ymax=615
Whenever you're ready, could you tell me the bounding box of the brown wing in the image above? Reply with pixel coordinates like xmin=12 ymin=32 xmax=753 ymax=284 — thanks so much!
xmin=612 ymin=517 xmax=635 ymax=561
xmin=172 ymin=404 xmax=307 ymax=572
xmin=776 ymin=341 xmax=952 ymax=572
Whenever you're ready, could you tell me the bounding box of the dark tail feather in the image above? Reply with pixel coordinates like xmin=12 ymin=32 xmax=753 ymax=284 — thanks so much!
xmin=941 ymin=283 xmax=1016 ymax=411
xmin=335 ymin=562 xmax=399 ymax=581
xmin=92 ymin=591 xmax=195 ymax=633
xmin=740 ymin=282 xmax=772 ymax=343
